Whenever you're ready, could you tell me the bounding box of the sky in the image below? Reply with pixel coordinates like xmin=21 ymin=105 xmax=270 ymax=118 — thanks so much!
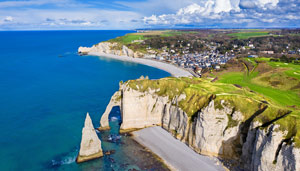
xmin=0 ymin=0 xmax=299 ymax=30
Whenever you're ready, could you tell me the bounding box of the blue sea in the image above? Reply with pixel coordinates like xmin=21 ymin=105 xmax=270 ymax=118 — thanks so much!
xmin=0 ymin=31 xmax=170 ymax=170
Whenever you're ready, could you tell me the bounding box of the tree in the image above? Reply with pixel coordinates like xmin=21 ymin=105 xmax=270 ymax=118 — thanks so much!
xmin=280 ymin=55 xmax=288 ymax=62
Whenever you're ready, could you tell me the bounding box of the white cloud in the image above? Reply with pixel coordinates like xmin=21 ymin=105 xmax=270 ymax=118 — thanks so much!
xmin=4 ymin=16 xmax=13 ymax=22
xmin=143 ymin=0 xmax=300 ymax=28
xmin=0 ymin=0 xmax=298 ymax=30
xmin=143 ymin=1 xmax=238 ymax=26
xmin=285 ymin=15 xmax=300 ymax=20
xmin=0 ymin=8 xmax=143 ymax=30
xmin=214 ymin=0 xmax=233 ymax=13
xmin=261 ymin=18 xmax=275 ymax=23
xmin=257 ymin=0 xmax=279 ymax=7
xmin=239 ymin=0 xmax=279 ymax=9
xmin=116 ymin=0 xmax=205 ymax=16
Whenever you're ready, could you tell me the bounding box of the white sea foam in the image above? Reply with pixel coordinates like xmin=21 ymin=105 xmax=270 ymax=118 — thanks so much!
xmin=60 ymin=156 xmax=76 ymax=165
xmin=52 ymin=155 xmax=76 ymax=166
xmin=110 ymin=116 xmax=118 ymax=121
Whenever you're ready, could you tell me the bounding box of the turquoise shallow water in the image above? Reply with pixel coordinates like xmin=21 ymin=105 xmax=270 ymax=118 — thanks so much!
xmin=0 ymin=31 xmax=170 ymax=170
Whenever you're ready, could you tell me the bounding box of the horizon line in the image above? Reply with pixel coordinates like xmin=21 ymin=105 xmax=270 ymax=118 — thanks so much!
xmin=0 ymin=27 xmax=300 ymax=31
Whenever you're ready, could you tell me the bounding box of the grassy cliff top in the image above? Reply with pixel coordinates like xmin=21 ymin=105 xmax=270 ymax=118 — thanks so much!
xmin=209 ymin=57 xmax=300 ymax=110
xmin=126 ymin=76 xmax=300 ymax=147
xmin=106 ymin=30 xmax=197 ymax=44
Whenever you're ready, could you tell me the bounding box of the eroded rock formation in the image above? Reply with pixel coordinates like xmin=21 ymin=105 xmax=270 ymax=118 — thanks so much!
xmin=77 ymin=113 xmax=103 ymax=163
xmin=100 ymin=91 xmax=122 ymax=129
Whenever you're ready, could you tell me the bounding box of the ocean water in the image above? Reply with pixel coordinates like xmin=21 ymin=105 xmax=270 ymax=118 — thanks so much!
xmin=0 ymin=31 xmax=170 ymax=170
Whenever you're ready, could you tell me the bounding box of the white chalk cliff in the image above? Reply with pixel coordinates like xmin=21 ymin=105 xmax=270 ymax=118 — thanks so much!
xmin=77 ymin=113 xmax=103 ymax=163
xmin=78 ymin=42 xmax=144 ymax=58
xmin=100 ymin=82 xmax=300 ymax=171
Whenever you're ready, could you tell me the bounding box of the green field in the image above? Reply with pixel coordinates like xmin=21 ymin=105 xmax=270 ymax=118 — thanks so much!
xmin=228 ymin=31 xmax=271 ymax=39
xmin=160 ymin=31 xmax=198 ymax=37
xmin=108 ymin=34 xmax=146 ymax=44
xmin=216 ymin=58 xmax=300 ymax=117
xmin=246 ymin=57 xmax=300 ymax=80
xmin=217 ymin=72 xmax=300 ymax=108
xmin=268 ymin=62 xmax=300 ymax=80
xmin=108 ymin=30 xmax=198 ymax=44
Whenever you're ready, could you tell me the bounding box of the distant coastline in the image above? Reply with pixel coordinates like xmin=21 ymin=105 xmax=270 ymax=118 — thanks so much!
xmin=88 ymin=52 xmax=193 ymax=77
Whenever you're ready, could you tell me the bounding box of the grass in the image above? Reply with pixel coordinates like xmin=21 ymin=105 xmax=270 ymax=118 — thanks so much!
xmin=253 ymin=72 xmax=299 ymax=91
xmin=228 ymin=31 xmax=271 ymax=39
xmin=108 ymin=30 xmax=198 ymax=44
xmin=132 ymin=30 xmax=169 ymax=36
xmin=128 ymin=77 xmax=268 ymax=117
xmin=218 ymin=72 xmax=300 ymax=108
xmin=246 ymin=57 xmax=300 ymax=80
xmin=133 ymin=30 xmax=197 ymax=37
xmin=216 ymin=57 xmax=300 ymax=124
xmin=108 ymin=34 xmax=146 ymax=44
xmin=160 ymin=31 xmax=198 ymax=37
xmin=268 ymin=61 xmax=300 ymax=80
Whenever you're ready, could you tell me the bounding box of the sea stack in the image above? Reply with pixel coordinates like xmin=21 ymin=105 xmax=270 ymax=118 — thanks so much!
xmin=76 ymin=113 xmax=103 ymax=163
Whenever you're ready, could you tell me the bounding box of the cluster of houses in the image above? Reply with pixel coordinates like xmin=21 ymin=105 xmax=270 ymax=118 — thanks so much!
xmin=236 ymin=41 xmax=300 ymax=56
xmin=136 ymin=36 xmax=299 ymax=76
xmin=151 ymin=51 xmax=235 ymax=76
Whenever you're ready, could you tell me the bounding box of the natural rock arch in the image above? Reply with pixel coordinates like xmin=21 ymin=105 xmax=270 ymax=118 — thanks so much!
xmin=100 ymin=91 xmax=121 ymax=129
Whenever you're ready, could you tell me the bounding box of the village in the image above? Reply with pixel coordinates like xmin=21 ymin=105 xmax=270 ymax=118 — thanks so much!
xmin=136 ymin=30 xmax=300 ymax=77
xmin=152 ymin=50 xmax=235 ymax=77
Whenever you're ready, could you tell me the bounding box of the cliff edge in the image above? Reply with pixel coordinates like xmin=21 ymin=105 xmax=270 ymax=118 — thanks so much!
xmin=100 ymin=77 xmax=300 ymax=170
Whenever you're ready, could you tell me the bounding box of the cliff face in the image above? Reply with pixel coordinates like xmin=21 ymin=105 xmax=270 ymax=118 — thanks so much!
xmin=100 ymin=79 xmax=300 ymax=171
xmin=121 ymin=86 xmax=169 ymax=129
xmin=243 ymin=124 xmax=300 ymax=171
xmin=78 ymin=42 xmax=144 ymax=58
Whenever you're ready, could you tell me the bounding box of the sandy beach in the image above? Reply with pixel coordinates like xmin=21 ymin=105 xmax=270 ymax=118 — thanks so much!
xmin=88 ymin=52 xmax=193 ymax=77
xmin=133 ymin=126 xmax=225 ymax=171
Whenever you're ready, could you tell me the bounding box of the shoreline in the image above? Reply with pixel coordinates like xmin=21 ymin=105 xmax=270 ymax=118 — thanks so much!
xmin=88 ymin=52 xmax=193 ymax=77
xmin=132 ymin=126 xmax=225 ymax=171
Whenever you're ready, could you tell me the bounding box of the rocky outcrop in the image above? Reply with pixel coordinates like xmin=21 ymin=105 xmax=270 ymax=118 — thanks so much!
xmin=100 ymin=83 xmax=300 ymax=171
xmin=242 ymin=124 xmax=300 ymax=171
xmin=77 ymin=113 xmax=103 ymax=163
xmin=78 ymin=42 xmax=144 ymax=58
